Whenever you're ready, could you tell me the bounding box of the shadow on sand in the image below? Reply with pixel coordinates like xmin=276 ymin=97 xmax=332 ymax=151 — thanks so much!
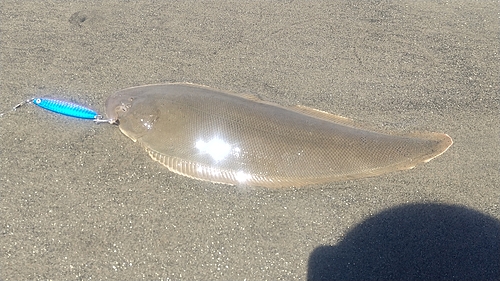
xmin=308 ymin=203 xmax=500 ymax=281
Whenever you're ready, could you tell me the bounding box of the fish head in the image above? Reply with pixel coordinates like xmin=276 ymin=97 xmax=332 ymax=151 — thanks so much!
xmin=106 ymin=88 xmax=159 ymax=142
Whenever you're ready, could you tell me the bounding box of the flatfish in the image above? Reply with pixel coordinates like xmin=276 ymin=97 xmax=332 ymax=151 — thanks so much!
xmin=105 ymin=83 xmax=452 ymax=188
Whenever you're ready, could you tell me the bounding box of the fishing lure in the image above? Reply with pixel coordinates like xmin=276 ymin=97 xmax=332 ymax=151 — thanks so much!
xmin=0 ymin=97 xmax=113 ymax=123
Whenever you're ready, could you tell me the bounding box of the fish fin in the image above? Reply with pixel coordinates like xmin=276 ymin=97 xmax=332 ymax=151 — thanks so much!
xmin=144 ymin=147 xmax=277 ymax=187
xmin=143 ymin=146 xmax=329 ymax=188
xmin=226 ymin=90 xmax=262 ymax=102
xmin=172 ymin=82 xmax=264 ymax=102
xmin=290 ymin=105 xmax=361 ymax=128
xmin=407 ymin=132 xmax=453 ymax=162
xmin=239 ymin=93 xmax=263 ymax=102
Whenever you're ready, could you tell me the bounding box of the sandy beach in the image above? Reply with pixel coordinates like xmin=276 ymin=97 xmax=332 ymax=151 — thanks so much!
xmin=1 ymin=1 xmax=499 ymax=280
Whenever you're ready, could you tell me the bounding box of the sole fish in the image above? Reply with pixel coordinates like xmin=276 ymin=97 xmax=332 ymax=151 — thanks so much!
xmin=105 ymin=83 xmax=452 ymax=188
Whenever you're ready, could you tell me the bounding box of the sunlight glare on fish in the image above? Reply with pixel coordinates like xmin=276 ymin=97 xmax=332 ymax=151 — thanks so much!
xmin=235 ymin=170 xmax=251 ymax=183
xmin=195 ymin=137 xmax=232 ymax=162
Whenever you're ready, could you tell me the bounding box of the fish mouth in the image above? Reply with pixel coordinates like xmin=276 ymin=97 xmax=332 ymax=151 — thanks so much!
xmin=105 ymin=92 xmax=133 ymax=123
xmin=105 ymin=97 xmax=120 ymax=122
xmin=106 ymin=84 xmax=158 ymax=122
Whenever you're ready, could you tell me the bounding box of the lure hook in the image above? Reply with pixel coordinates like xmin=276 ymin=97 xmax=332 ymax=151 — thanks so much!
xmin=0 ymin=98 xmax=34 ymax=118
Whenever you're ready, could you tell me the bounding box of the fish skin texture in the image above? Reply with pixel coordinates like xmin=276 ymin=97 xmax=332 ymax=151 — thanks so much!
xmin=106 ymin=83 xmax=452 ymax=188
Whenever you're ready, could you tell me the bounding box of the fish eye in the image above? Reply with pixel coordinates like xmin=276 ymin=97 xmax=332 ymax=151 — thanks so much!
xmin=118 ymin=104 xmax=128 ymax=112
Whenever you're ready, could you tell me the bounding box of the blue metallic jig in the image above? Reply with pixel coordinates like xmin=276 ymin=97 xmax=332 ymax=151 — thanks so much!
xmin=0 ymin=97 xmax=112 ymax=124
xmin=33 ymin=98 xmax=98 ymax=119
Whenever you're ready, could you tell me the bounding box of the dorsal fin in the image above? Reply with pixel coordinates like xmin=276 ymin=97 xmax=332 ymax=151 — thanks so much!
xmin=238 ymin=92 xmax=262 ymax=102
xmin=291 ymin=105 xmax=361 ymax=128
xmin=172 ymin=82 xmax=263 ymax=102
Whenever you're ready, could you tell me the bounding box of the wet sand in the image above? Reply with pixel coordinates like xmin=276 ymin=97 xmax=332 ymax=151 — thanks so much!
xmin=1 ymin=1 xmax=499 ymax=280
